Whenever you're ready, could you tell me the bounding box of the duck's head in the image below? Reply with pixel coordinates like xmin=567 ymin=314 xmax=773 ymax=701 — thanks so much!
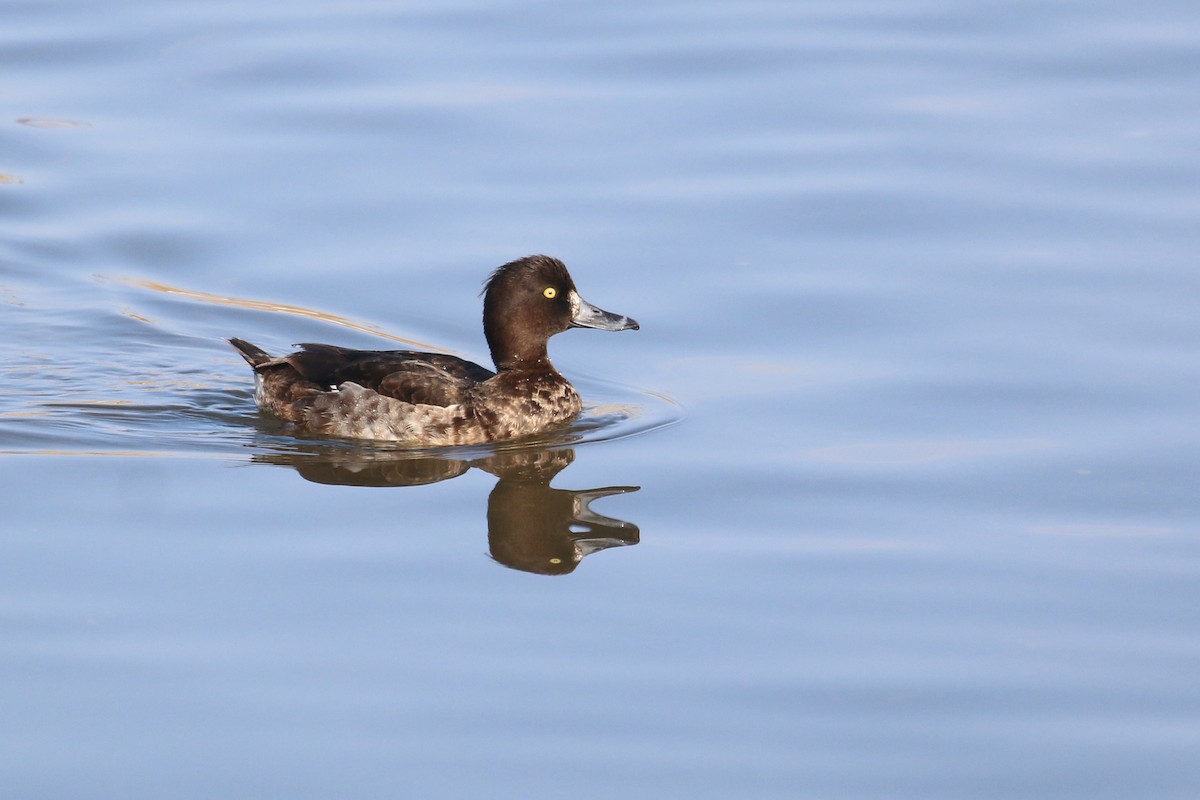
xmin=482 ymin=255 xmax=639 ymax=370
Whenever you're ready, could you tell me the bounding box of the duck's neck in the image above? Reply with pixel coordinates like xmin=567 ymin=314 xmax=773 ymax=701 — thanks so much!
xmin=492 ymin=347 xmax=552 ymax=374
xmin=487 ymin=334 xmax=552 ymax=373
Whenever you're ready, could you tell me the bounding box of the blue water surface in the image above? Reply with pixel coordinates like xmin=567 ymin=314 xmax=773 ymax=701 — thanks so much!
xmin=1 ymin=1 xmax=1199 ymax=798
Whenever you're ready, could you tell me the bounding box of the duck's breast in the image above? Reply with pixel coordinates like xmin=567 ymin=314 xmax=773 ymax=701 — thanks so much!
xmin=469 ymin=371 xmax=583 ymax=441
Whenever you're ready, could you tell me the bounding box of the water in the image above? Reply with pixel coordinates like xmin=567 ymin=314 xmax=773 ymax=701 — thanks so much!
xmin=3 ymin=1 xmax=1199 ymax=797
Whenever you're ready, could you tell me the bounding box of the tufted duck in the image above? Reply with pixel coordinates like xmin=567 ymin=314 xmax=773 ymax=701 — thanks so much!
xmin=229 ymin=255 xmax=639 ymax=445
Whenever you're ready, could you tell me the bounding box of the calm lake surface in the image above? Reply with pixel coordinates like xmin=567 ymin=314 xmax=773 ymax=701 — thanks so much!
xmin=3 ymin=1 xmax=1199 ymax=797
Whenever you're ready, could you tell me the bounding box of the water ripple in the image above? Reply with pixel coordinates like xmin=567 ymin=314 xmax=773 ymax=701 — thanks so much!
xmin=0 ymin=276 xmax=679 ymax=458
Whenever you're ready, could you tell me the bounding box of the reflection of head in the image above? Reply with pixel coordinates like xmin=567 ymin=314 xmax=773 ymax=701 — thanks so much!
xmin=488 ymin=481 xmax=586 ymax=575
xmin=485 ymin=450 xmax=638 ymax=575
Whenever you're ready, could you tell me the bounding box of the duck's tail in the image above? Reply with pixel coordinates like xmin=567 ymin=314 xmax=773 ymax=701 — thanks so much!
xmin=228 ymin=337 xmax=325 ymax=425
xmin=228 ymin=337 xmax=274 ymax=369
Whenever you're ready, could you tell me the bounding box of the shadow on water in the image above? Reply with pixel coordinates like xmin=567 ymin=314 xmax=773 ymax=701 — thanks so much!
xmin=255 ymin=443 xmax=640 ymax=575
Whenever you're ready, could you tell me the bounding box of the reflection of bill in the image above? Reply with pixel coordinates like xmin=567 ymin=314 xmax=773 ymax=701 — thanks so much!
xmin=482 ymin=452 xmax=638 ymax=576
xmin=255 ymin=447 xmax=638 ymax=576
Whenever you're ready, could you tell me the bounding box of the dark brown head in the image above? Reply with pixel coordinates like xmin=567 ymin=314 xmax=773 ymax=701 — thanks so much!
xmin=482 ymin=255 xmax=639 ymax=370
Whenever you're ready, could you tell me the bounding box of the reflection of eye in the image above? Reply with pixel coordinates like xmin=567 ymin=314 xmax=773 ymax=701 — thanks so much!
xmin=543 ymin=287 xmax=557 ymax=299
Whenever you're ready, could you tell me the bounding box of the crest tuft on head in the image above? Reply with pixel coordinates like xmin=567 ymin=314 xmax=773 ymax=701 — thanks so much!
xmin=483 ymin=255 xmax=574 ymax=297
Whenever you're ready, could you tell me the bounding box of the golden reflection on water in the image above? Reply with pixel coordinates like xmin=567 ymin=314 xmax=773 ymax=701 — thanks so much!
xmin=114 ymin=276 xmax=443 ymax=351
xmin=121 ymin=311 xmax=155 ymax=325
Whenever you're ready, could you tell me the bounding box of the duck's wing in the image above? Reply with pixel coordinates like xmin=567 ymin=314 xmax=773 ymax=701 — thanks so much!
xmin=287 ymin=343 xmax=494 ymax=407
xmin=372 ymin=360 xmax=475 ymax=406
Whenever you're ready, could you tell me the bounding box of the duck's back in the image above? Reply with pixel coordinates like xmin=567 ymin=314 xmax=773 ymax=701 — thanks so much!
xmin=285 ymin=343 xmax=494 ymax=406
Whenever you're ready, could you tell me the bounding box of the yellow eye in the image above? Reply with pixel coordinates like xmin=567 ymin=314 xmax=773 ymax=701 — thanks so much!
xmin=543 ymin=287 xmax=557 ymax=299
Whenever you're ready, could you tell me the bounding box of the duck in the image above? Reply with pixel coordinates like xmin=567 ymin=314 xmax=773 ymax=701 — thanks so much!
xmin=228 ymin=254 xmax=639 ymax=445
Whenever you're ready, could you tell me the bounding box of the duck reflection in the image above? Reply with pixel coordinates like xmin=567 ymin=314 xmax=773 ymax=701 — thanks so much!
xmin=254 ymin=446 xmax=638 ymax=575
